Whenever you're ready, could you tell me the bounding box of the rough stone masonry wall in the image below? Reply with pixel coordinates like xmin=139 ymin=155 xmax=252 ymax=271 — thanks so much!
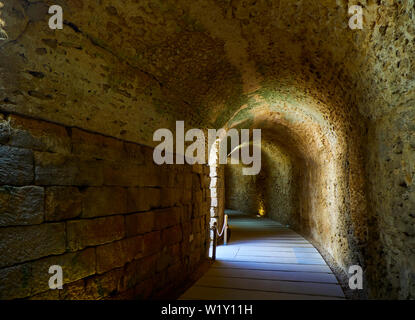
xmin=0 ymin=113 xmax=211 ymax=300
xmin=365 ymin=106 xmax=415 ymax=299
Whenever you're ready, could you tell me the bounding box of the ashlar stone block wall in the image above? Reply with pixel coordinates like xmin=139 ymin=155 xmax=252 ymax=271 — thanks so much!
xmin=0 ymin=113 xmax=211 ymax=300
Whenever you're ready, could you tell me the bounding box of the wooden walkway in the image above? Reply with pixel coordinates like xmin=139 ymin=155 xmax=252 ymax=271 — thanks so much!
xmin=180 ymin=212 xmax=345 ymax=300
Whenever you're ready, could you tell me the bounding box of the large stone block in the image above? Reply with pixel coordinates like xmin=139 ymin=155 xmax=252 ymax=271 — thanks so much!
xmin=30 ymin=248 xmax=96 ymax=296
xmin=167 ymin=263 xmax=184 ymax=285
xmin=34 ymin=152 xmax=103 ymax=186
xmin=143 ymin=231 xmax=161 ymax=256
xmin=45 ymin=187 xmax=82 ymax=221
xmin=0 ymin=186 xmax=44 ymax=226
xmin=189 ymin=233 xmax=202 ymax=252
xmin=0 ymin=146 xmax=34 ymax=185
xmin=67 ymin=215 xmax=125 ymax=251
xmin=181 ymin=204 xmax=192 ymax=222
xmin=5 ymin=115 xmax=71 ymax=154
xmin=126 ymin=187 xmax=160 ymax=213
xmin=161 ymin=225 xmax=183 ymax=245
xmin=192 ymin=201 xmax=201 ymax=218
xmin=182 ymin=188 xmax=192 ymax=204
xmin=137 ymin=165 xmax=162 ymax=187
xmin=0 ymin=223 xmax=65 ymax=268
xmin=120 ymin=276 xmax=154 ymax=300
xmin=184 ymin=172 xmax=193 ymax=189
xmin=72 ymin=128 xmax=125 ymax=161
xmin=0 ymin=115 xmax=10 ymax=144
xmin=160 ymin=187 xmax=182 ymax=207
xmin=191 ymin=218 xmax=202 ymax=234
xmin=181 ymin=222 xmax=191 ymax=241
xmin=0 ymin=262 xmax=32 ymax=299
xmin=96 ymin=236 xmax=144 ymax=274
xmin=81 ymin=187 xmax=127 ymax=218
xmin=153 ymin=207 xmax=182 ymax=230
xmin=119 ymin=254 xmax=157 ymax=292
xmin=84 ymin=268 xmax=123 ymax=299
xmin=193 ymin=189 xmax=203 ymax=204
xmin=125 ymin=212 xmax=154 ymax=236
xmin=123 ymin=142 xmax=145 ymax=164
xmin=156 ymin=244 xmax=182 ymax=273
xmin=142 ymin=146 xmax=156 ymax=165
xmin=192 ymin=174 xmax=201 ymax=191
xmin=34 ymin=152 xmax=77 ymax=185
xmin=29 ymin=288 xmax=61 ymax=300
xmin=153 ymin=269 xmax=168 ymax=291
xmin=161 ymin=167 xmax=177 ymax=188
xmin=58 ymin=279 xmax=88 ymax=300
xmin=102 ymin=161 xmax=148 ymax=186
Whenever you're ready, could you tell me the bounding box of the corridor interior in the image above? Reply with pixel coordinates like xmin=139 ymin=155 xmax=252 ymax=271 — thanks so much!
xmin=180 ymin=211 xmax=345 ymax=300
xmin=0 ymin=1 xmax=413 ymax=300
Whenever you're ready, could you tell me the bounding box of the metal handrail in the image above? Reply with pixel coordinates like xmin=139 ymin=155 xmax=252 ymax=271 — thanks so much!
xmin=210 ymin=214 xmax=229 ymax=261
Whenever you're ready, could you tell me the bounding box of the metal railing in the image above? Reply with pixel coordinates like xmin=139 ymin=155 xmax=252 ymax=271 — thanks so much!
xmin=210 ymin=214 xmax=229 ymax=261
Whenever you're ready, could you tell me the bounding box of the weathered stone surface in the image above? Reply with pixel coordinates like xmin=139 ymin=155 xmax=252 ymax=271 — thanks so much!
xmin=34 ymin=152 xmax=103 ymax=186
xmin=30 ymin=248 xmax=96 ymax=296
xmin=59 ymin=279 xmax=89 ymax=300
xmin=160 ymin=187 xmax=182 ymax=207
xmin=0 ymin=115 xmax=11 ymax=144
xmin=366 ymin=108 xmax=415 ymax=299
xmin=117 ymin=276 xmax=154 ymax=300
xmin=0 ymin=146 xmax=33 ymax=185
xmin=153 ymin=207 xmax=182 ymax=230
xmin=143 ymin=231 xmax=161 ymax=257
xmin=102 ymin=161 xmax=147 ymax=187
xmin=45 ymin=186 xmax=82 ymax=221
xmin=4 ymin=115 xmax=71 ymax=154
xmin=81 ymin=187 xmax=127 ymax=218
xmin=29 ymin=289 xmax=61 ymax=300
xmin=84 ymin=268 xmax=123 ymax=299
xmin=67 ymin=215 xmax=125 ymax=251
xmin=0 ymin=263 xmax=33 ymax=299
xmin=126 ymin=187 xmax=161 ymax=213
xmin=96 ymin=236 xmax=144 ymax=274
xmin=156 ymin=244 xmax=182 ymax=273
xmin=0 ymin=186 xmax=44 ymax=226
xmin=161 ymin=225 xmax=183 ymax=245
xmin=123 ymin=142 xmax=145 ymax=164
xmin=119 ymin=254 xmax=157 ymax=292
xmin=72 ymin=128 xmax=125 ymax=161
xmin=167 ymin=263 xmax=184 ymax=286
xmin=0 ymin=223 xmax=65 ymax=268
xmin=125 ymin=212 xmax=154 ymax=237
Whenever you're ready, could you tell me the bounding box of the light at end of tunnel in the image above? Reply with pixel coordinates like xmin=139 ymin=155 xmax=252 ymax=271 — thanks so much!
xmin=258 ymin=205 xmax=265 ymax=217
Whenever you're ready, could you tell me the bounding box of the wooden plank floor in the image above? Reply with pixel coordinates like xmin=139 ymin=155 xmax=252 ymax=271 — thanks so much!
xmin=180 ymin=212 xmax=345 ymax=300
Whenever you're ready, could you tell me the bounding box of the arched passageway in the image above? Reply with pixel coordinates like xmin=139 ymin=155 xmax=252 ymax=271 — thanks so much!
xmin=0 ymin=0 xmax=413 ymax=300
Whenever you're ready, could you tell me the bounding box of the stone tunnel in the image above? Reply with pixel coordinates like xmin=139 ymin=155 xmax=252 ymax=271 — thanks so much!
xmin=0 ymin=0 xmax=414 ymax=300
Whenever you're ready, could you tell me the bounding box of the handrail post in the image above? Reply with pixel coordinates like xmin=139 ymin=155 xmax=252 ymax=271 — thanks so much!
xmin=211 ymin=221 xmax=217 ymax=261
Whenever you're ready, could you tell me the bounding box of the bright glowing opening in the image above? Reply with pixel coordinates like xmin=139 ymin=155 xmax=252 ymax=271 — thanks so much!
xmin=258 ymin=200 xmax=265 ymax=217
